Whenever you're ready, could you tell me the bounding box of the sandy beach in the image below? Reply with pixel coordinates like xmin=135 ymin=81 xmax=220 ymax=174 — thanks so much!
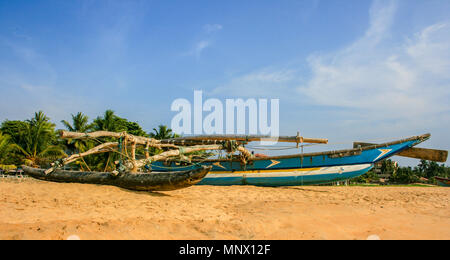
xmin=0 ymin=177 xmax=449 ymax=240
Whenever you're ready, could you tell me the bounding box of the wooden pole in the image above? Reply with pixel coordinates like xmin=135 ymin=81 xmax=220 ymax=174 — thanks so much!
xmin=132 ymin=144 xmax=223 ymax=169
xmin=103 ymin=153 xmax=111 ymax=172
xmin=397 ymin=147 xmax=448 ymax=162
xmin=45 ymin=142 xmax=118 ymax=174
xmin=161 ymin=135 xmax=328 ymax=144
xmin=131 ymin=141 xmax=137 ymax=172
xmin=353 ymin=142 xmax=448 ymax=162
xmin=60 ymin=130 xmax=178 ymax=148
xmin=145 ymin=141 xmax=150 ymax=159
xmin=80 ymin=156 xmax=91 ymax=172
xmin=60 ymin=130 xmax=157 ymax=146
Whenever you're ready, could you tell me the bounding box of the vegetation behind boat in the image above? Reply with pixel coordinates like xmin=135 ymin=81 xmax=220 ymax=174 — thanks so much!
xmin=435 ymin=176 xmax=450 ymax=187
xmin=1 ymin=110 xmax=447 ymax=188
xmin=0 ymin=110 xmax=178 ymax=171
xmin=350 ymin=159 xmax=450 ymax=185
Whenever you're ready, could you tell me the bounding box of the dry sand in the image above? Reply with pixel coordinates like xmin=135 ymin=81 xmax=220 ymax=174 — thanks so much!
xmin=0 ymin=177 xmax=449 ymax=240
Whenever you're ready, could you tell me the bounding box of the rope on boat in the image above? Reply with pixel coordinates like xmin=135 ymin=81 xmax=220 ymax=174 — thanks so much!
xmin=143 ymin=156 xmax=213 ymax=170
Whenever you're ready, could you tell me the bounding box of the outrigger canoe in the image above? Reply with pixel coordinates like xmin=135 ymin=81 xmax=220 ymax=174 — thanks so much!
xmin=36 ymin=131 xmax=445 ymax=188
xmin=22 ymin=165 xmax=211 ymax=191
xmin=435 ymin=177 xmax=450 ymax=187
xmin=151 ymin=134 xmax=435 ymax=186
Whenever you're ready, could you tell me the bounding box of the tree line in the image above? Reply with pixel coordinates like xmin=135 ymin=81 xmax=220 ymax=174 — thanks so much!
xmin=351 ymin=159 xmax=450 ymax=184
xmin=0 ymin=110 xmax=177 ymax=171
xmin=1 ymin=111 xmax=448 ymax=183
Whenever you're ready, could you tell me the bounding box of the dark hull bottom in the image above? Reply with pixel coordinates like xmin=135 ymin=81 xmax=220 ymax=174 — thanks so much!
xmin=22 ymin=165 xmax=211 ymax=191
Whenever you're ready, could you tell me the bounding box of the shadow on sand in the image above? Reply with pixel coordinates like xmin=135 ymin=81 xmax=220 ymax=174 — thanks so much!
xmin=117 ymin=187 xmax=171 ymax=197
xmin=279 ymin=186 xmax=330 ymax=193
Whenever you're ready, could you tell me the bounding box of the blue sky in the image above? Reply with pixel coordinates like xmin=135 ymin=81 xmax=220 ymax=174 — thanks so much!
xmin=0 ymin=0 xmax=449 ymax=165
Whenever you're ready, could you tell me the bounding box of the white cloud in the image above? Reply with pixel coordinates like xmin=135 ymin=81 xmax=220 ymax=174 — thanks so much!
xmin=203 ymin=24 xmax=223 ymax=33
xmin=211 ymin=68 xmax=298 ymax=97
xmin=209 ymin=0 xmax=450 ymax=151
xmin=299 ymin=0 xmax=450 ymax=121
xmin=187 ymin=40 xmax=211 ymax=58
xmin=184 ymin=24 xmax=223 ymax=58
xmin=195 ymin=40 xmax=210 ymax=53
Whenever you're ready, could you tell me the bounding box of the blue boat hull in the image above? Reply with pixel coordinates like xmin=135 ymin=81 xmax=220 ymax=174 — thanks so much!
xmin=150 ymin=134 xmax=429 ymax=186
xmin=198 ymin=164 xmax=373 ymax=186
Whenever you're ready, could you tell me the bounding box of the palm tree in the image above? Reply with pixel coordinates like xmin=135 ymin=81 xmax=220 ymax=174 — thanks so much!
xmin=92 ymin=110 xmax=128 ymax=172
xmin=148 ymin=125 xmax=179 ymax=156
xmin=149 ymin=125 xmax=179 ymax=140
xmin=0 ymin=132 xmax=14 ymax=164
xmin=62 ymin=112 xmax=93 ymax=133
xmin=61 ymin=112 xmax=94 ymax=153
xmin=12 ymin=111 xmax=66 ymax=167
xmin=93 ymin=110 xmax=126 ymax=132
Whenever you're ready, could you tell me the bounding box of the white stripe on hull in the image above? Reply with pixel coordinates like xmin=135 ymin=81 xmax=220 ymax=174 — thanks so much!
xmin=205 ymin=164 xmax=373 ymax=179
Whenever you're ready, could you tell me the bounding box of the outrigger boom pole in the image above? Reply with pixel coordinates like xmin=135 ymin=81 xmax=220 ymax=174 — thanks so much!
xmin=159 ymin=134 xmax=328 ymax=145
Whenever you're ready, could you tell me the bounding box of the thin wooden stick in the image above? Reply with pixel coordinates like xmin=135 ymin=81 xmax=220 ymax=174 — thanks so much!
xmin=145 ymin=141 xmax=150 ymax=159
xmin=104 ymin=153 xmax=111 ymax=172
xmin=132 ymin=144 xmax=223 ymax=169
xmin=80 ymin=155 xmax=91 ymax=172
xmin=45 ymin=142 xmax=118 ymax=174
xmin=130 ymin=141 xmax=137 ymax=172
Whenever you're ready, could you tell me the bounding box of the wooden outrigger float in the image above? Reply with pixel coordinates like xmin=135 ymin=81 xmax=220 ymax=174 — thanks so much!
xmin=22 ymin=165 xmax=210 ymax=191
xmin=23 ymin=130 xmax=447 ymax=188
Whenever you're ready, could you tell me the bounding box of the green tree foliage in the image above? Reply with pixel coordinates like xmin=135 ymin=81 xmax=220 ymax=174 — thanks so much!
xmin=1 ymin=111 xmax=65 ymax=167
xmin=93 ymin=110 xmax=125 ymax=132
xmin=149 ymin=125 xmax=179 ymax=139
xmin=416 ymin=160 xmax=447 ymax=179
xmin=89 ymin=110 xmax=148 ymax=171
xmin=0 ymin=111 xmax=175 ymax=169
xmin=0 ymin=132 xmax=15 ymax=164
xmin=390 ymin=166 xmax=419 ymax=183
xmin=351 ymin=158 xmax=449 ymax=184
xmin=350 ymin=168 xmax=379 ymax=183
xmin=147 ymin=125 xmax=180 ymax=156
xmin=0 ymin=120 xmax=28 ymax=146
xmin=380 ymin=159 xmax=396 ymax=175
xmin=61 ymin=112 xmax=93 ymax=133
xmin=93 ymin=110 xmax=148 ymax=136
xmin=117 ymin=119 xmax=148 ymax=137
xmin=1 ymin=120 xmax=31 ymax=165
xmin=61 ymin=112 xmax=94 ymax=154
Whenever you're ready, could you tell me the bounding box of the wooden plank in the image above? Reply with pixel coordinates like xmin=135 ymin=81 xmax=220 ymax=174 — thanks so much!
xmin=397 ymin=147 xmax=448 ymax=162
xmin=353 ymin=142 xmax=448 ymax=162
